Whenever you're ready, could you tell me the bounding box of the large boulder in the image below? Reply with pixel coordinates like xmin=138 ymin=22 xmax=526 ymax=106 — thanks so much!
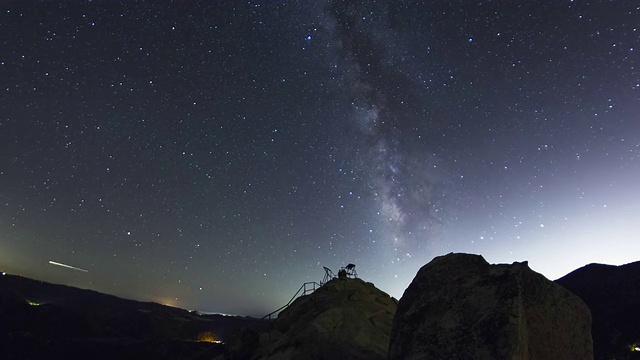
xmin=556 ymin=261 xmax=640 ymax=360
xmin=389 ymin=253 xmax=593 ymax=360
xmin=234 ymin=277 xmax=397 ymax=360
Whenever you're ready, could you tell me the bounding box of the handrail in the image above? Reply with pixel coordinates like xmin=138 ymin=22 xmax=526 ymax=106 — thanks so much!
xmin=235 ymin=281 xmax=323 ymax=338
xmin=260 ymin=281 xmax=320 ymax=320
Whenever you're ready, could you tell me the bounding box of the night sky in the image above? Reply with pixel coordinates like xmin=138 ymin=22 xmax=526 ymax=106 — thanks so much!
xmin=2 ymin=1 xmax=639 ymax=316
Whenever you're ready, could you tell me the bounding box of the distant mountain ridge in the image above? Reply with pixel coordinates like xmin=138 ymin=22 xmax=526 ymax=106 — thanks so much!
xmin=0 ymin=273 xmax=265 ymax=360
xmin=556 ymin=260 xmax=640 ymax=360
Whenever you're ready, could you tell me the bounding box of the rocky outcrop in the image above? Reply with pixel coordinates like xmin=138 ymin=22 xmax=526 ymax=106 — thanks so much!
xmin=389 ymin=253 xmax=593 ymax=360
xmin=556 ymin=261 xmax=640 ymax=360
xmin=231 ymin=277 xmax=397 ymax=360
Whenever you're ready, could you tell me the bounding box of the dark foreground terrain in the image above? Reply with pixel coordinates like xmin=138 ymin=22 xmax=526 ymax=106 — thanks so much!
xmin=0 ymin=274 xmax=267 ymax=360
xmin=2 ymin=258 xmax=639 ymax=360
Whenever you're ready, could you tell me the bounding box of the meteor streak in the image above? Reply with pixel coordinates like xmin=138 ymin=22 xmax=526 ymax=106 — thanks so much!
xmin=48 ymin=260 xmax=88 ymax=272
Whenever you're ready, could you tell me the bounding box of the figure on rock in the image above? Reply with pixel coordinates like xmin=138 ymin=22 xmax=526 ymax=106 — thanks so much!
xmin=338 ymin=268 xmax=346 ymax=278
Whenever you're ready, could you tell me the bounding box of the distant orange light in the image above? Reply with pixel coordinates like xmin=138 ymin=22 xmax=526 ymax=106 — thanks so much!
xmin=154 ymin=297 xmax=179 ymax=308
xmin=197 ymin=331 xmax=221 ymax=344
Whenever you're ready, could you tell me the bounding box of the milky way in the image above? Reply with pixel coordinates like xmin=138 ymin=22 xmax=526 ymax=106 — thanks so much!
xmin=327 ymin=1 xmax=449 ymax=256
xmin=1 ymin=1 xmax=639 ymax=315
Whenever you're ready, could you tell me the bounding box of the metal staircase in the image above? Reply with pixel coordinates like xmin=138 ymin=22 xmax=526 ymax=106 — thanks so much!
xmin=259 ymin=281 xmax=320 ymax=320
xmin=259 ymin=263 xmax=357 ymax=320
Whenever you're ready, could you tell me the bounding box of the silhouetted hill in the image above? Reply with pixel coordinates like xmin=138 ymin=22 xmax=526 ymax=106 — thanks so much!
xmin=0 ymin=274 xmax=267 ymax=360
xmin=225 ymin=277 xmax=397 ymax=360
xmin=556 ymin=261 xmax=640 ymax=360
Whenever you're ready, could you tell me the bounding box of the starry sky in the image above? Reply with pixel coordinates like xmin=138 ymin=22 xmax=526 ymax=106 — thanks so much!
xmin=2 ymin=0 xmax=639 ymax=316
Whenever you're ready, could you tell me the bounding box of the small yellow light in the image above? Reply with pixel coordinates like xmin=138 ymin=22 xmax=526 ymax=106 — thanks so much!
xmin=197 ymin=331 xmax=222 ymax=343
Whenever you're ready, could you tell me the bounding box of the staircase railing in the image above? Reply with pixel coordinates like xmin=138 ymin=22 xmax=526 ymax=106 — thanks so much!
xmin=260 ymin=281 xmax=320 ymax=320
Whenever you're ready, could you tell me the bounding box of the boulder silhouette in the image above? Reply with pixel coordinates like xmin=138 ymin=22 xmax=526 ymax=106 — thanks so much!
xmin=232 ymin=277 xmax=397 ymax=360
xmin=389 ymin=253 xmax=593 ymax=360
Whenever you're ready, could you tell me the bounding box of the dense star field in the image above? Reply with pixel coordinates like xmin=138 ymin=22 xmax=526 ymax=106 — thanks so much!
xmin=2 ymin=1 xmax=639 ymax=315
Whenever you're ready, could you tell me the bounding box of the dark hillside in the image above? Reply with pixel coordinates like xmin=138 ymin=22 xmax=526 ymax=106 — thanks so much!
xmin=556 ymin=261 xmax=640 ymax=360
xmin=0 ymin=274 xmax=266 ymax=359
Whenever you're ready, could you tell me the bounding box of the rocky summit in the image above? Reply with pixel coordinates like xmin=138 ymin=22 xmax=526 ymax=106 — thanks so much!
xmin=389 ymin=253 xmax=593 ymax=360
xmin=227 ymin=277 xmax=397 ymax=360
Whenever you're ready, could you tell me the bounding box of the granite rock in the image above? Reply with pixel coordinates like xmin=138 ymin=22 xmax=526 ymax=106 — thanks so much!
xmin=389 ymin=253 xmax=593 ymax=360
xmin=236 ymin=277 xmax=397 ymax=360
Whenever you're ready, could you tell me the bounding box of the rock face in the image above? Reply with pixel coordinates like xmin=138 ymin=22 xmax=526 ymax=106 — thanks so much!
xmin=389 ymin=253 xmax=593 ymax=360
xmin=556 ymin=261 xmax=640 ymax=360
xmin=234 ymin=277 xmax=397 ymax=360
